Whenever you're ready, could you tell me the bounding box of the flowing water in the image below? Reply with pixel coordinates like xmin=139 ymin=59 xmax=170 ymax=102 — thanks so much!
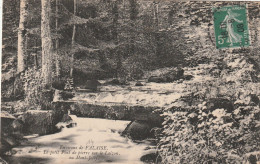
xmin=4 ymin=115 xmax=156 ymax=164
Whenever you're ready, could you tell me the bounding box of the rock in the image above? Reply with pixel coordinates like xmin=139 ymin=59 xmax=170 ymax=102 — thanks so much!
xmin=84 ymin=80 xmax=101 ymax=91
xmin=56 ymin=121 xmax=77 ymax=129
xmin=20 ymin=110 xmax=64 ymax=135
xmin=60 ymin=114 xmax=72 ymax=123
xmin=0 ymin=111 xmax=15 ymax=120
xmin=165 ymin=67 xmax=184 ymax=81
xmin=109 ymin=79 xmax=120 ymax=85
xmin=54 ymin=101 xmax=163 ymax=124
xmin=11 ymin=119 xmax=24 ymax=132
xmin=3 ymin=136 xmax=19 ymax=147
xmin=148 ymin=67 xmax=184 ymax=83
xmin=0 ymin=139 xmax=13 ymax=155
xmin=122 ymin=120 xmax=154 ymax=140
xmin=66 ymin=122 xmax=77 ymax=128
xmin=1 ymin=112 xmax=15 ymax=134
xmin=55 ymin=123 xmax=65 ymax=129
xmin=206 ymin=98 xmax=234 ymax=113
xmin=60 ymin=91 xmax=75 ymax=100
xmin=148 ymin=76 xmax=167 ymax=83
xmin=104 ymin=79 xmax=128 ymax=85
xmin=135 ymin=81 xmax=144 ymax=86
xmin=140 ymin=153 xmax=161 ymax=163
xmin=0 ymin=112 xmax=27 ymax=155
xmin=183 ymin=75 xmax=194 ymax=80
xmin=52 ymin=79 xmax=66 ymax=90
xmin=0 ymin=132 xmax=26 ymax=156
xmin=177 ymin=67 xmax=185 ymax=77
xmin=56 ymin=114 xmax=76 ymax=130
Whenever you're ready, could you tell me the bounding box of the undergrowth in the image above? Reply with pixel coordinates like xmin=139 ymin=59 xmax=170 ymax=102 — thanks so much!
xmin=157 ymin=53 xmax=260 ymax=164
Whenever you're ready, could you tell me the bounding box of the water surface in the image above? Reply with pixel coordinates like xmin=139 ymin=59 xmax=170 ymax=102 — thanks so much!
xmin=5 ymin=116 xmax=155 ymax=164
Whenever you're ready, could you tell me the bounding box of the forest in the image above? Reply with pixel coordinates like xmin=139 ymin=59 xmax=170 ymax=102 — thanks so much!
xmin=1 ymin=0 xmax=260 ymax=164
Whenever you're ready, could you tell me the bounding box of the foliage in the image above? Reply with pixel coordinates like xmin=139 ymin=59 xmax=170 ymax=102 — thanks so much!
xmin=158 ymin=54 xmax=260 ymax=164
xmin=1 ymin=71 xmax=25 ymax=101
xmin=159 ymin=103 xmax=260 ymax=163
xmin=2 ymin=1 xmax=260 ymax=84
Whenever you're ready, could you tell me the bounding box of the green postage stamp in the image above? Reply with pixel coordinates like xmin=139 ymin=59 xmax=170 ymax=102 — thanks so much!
xmin=213 ymin=5 xmax=250 ymax=49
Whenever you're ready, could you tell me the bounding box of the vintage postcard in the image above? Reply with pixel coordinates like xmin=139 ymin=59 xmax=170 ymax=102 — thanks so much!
xmin=1 ymin=0 xmax=260 ymax=164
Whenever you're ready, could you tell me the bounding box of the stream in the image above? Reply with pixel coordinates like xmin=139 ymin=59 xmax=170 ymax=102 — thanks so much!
xmin=4 ymin=115 xmax=156 ymax=164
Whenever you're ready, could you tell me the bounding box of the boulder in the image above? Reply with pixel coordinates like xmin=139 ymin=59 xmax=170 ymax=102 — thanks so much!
xmin=135 ymin=81 xmax=144 ymax=86
xmin=140 ymin=153 xmax=161 ymax=164
xmin=183 ymin=75 xmax=194 ymax=80
xmin=164 ymin=67 xmax=184 ymax=81
xmin=1 ymin=111 xmax=15 ymax=133
xmin=148 ymin=68 xmax=184 ymax=83
xmin=84 ymin=80 xmax=101 ymax=91
xmin=20 ymin=110 xmax=64 ymax=135
xmin=2 ymin=135 xmax=20 ymax=147
xmin=206 ymin=98 xmax=234 ymax=113
xmin=122 ymin=120 xmax=154 ymax=140
xmin=0 ymin=111 xmax=28 ymax=155
xmin=0 ymin=132 xmax=26 ymax=155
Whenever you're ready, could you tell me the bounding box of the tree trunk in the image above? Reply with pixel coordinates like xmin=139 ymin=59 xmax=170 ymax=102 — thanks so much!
xmin=70 ymin=0 xmax=77 ymax=78
xmin=41 ymin=0 xmax=53 ymax=86
xmin=55 ymin=0 xmax=60 ymax=78
xmin=112 ymin=2 xmax=121 ymax=78
xmin=17 ymin=0 xmax=29 ymax=73
xmin=153 ymin=2 xmax=160 ymax=59
xmin=129 ymin=0 xmax=138 ymax=56
xmin=153 ymin=2 xmax=159 ymax=30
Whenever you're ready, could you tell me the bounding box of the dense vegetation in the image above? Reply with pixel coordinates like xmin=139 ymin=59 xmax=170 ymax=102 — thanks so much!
xmin=1 ymin=0 xmax=260 ymax=163
xmin=158 ymin=54 xmax=260 ymax=163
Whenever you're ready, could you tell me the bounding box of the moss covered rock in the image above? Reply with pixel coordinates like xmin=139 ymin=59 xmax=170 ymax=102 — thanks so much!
xmin=20 ymin=110 xmax=64 ymax=135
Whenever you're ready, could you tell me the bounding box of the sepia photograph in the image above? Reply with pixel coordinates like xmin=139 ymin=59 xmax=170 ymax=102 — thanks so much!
xmin=1 ymin=0 xmax=260 ymax=163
